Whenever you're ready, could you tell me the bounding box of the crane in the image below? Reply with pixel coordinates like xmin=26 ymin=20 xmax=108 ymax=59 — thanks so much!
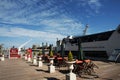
xmin=83 ymin=24 xmax=89 ymax=35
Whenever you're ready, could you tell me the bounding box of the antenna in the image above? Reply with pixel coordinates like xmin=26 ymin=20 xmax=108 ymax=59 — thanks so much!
xmin=83 ymin=24 xmax=89 ymax=35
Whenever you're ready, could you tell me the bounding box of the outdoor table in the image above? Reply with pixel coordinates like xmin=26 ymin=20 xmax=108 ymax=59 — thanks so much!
xmin=57 ymin=57 xmax=63 ymax=60
xmin=76 ymin=60 xmax=83 ymax=64
xmin=54 ymin=57 xmax=67 ymax=68
xmin=84 ymin=59 xmax=91 ymax=63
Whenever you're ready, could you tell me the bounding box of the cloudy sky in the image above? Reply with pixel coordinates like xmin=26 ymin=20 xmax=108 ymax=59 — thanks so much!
xmin=0 ymin=0 xmax=120 ymax=48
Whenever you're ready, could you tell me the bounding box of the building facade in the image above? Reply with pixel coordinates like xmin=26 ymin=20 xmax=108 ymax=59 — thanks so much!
xmin=56 ymin=25 xmax=120 ymax=61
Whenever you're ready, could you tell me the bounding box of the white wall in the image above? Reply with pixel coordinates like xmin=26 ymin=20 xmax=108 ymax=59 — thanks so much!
xmin=106 ymin=28 xmax=120 ymax=56
xmin=82 ymin=41 xmax=107 ymax=51
xmin=65 ymin=43 xmax=78 ymax=51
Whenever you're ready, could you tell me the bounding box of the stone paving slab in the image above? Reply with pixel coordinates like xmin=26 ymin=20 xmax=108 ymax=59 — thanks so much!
xmin=0 ymin=59 xmax=120 ymax=80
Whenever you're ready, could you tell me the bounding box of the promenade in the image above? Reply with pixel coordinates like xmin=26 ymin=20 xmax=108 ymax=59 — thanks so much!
xmin=0 ymin=58 xmax=120 ymax=80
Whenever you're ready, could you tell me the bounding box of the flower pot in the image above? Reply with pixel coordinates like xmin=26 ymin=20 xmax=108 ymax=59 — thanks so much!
xmin=33 ymin=56 xmax=37 ymax=65
xmin=38 ymin=56 xmax=43 ymax=67
xmin=48 ymin=57 xmax=55 ymax=73
xmin=49 ymin=57 xmax=54 ymax=65
xmin=66 ymin=61 xmax=76 ymax=73
xmin=66 ymin=61 xmax=76 ymax=80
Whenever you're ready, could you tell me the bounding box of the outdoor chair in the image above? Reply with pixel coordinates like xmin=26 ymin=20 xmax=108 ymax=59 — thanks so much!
xmin=73 ymin=59 xmax=99 ymax=77
xmin=54 ymin=57 xmax=68 ymax=69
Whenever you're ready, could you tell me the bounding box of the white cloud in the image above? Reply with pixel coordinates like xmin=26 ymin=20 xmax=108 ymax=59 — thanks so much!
xmin=39 ymin=17 xmax=83 ymax=36
xmin=0 ymin=0 xmax=87 ymax=41
xmin=89 ymin=0 xmax=101 ymax=7
xmin=88 ymin=0 xmax=101 ymax=13
xmin=0 ymin=0 xmax=101 ymax=48
xmin=0 ymin=27 xmax=65 ymax=39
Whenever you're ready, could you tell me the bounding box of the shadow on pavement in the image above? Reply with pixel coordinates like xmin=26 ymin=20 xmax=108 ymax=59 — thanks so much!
xmin=36 ymin=69 xmax=49 ymax=73
xmin=44 ymin=77 xmax=59 ymax=80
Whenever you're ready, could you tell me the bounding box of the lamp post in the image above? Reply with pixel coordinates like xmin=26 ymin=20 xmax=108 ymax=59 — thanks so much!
xmin=78 ymin=38 xmax=84 ymax=60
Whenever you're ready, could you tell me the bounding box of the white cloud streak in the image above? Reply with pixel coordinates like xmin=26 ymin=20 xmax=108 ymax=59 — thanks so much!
xmin=0 ymin=0 xmax=101 ymax=35
xmin=88 ymin=0 xmax=102 ymax=13
xmin=0 ymin=27 xmax=65 ymax=39
xmin=0 ymin=0 xmax=103 ymax=47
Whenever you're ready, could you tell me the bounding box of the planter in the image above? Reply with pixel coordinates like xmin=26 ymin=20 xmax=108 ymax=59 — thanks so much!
xmin=24 ymin=54 xmax=27 ymax=61
xmin=49 ymin=57 xmax=54 ymax=65
xmin=48 ymin=57 xmax=55 ymax=73
xmin=27 ymin=54 xmax=31 ymax=62
xmin=38 ymin=56 xmax=43 ymax=67
xmin=66 ymin=61 xmax=76 ymax=80
xmin=0 ymin=55 xmax=5 ymax=61
xmin=33 ymin=56 xmax=37 ymax=65
xmin=66 ymin=61 xmax=76 ymax=73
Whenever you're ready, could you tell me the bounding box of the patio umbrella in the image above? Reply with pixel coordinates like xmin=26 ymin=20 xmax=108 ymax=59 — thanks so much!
xmin=78 ymin=38 xmax=84 ymax=60
xmin=61 ymin=40 xmax=65 ymax=59
xmin=49 ymin=44 xmax=53 ymax=56
xmin=49 ymin=44 xmax=52 ymax=52
xmin=42 ymin=43 xmax=45 ymax=55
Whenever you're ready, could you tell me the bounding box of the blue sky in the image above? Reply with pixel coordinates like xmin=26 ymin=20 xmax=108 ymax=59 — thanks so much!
xmin=0 ymin=0 xmax=120 ymax=48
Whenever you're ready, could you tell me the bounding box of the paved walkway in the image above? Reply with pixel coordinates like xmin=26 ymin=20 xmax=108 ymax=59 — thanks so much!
xmin=0 ymin=59 xmax=66 ymax=80
xmin=0 ymin=58 xmax=120 ymax=80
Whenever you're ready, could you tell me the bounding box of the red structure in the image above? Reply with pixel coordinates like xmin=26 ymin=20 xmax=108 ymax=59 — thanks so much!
xmin=26 ymin=48 xmax=32 ymax=58
xmin=10 ymin=47 xmax=20 ymax=59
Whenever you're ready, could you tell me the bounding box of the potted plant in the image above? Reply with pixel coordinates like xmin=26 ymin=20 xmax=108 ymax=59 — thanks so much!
xmin=49 ymin=51 xmax=53 ymax=58
xmin=38 ymin=50 xmax=43 ymax=67
xmin=24 ymin=51 xmax=28 ymax=60
xmin=27 ymin=52 xmax=31 ymax=62
xmin=33 ymin=52 xmax=36 ymax=56
xmin=38 ymin=50 xmax=42 ymax=56
xmin=66 ymin=51 xmax=76 ymax=80
xmin=48 ymin=50 xmax=55 ymax=73
xmin=33 ymin=52 xmax=37 ymax=65
xmin=68 ymin=51 xmax=73 ymax=61
xmin=38 ymin=50 xmax=42 ymax=61
xmin=66 ymin=51 xmax=76 ymax=72
xmin=49 ymin=51 xmax=54 ymax=65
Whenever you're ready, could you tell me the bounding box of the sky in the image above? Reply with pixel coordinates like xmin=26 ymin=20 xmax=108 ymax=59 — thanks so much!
xmin=0 ymin=0 xmax=120 ymax=48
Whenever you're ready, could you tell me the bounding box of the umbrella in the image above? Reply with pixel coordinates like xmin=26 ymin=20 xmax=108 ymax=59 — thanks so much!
xmin=61 ymin=40 xmax=65 ymax=59
xmin=42 ymin=43 xmax=45 ymax=55
xmin=78 ymin=38 xmax=84 ymax=60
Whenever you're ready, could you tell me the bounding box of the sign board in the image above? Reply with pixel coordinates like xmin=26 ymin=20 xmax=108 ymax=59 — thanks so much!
xmin=10 ymin=48 xmax=20 ymax=59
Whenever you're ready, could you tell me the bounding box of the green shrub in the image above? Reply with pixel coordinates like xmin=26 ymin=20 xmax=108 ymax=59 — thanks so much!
xmin=49 ymin=51 xmax=53 ymax=57
xmin=33 ymin=52 xmax=36 ymax=56
xmin=68 ymin=51 xmax=73 ymax=61
xmin=38 ymin=50 xmax=42 ymax=56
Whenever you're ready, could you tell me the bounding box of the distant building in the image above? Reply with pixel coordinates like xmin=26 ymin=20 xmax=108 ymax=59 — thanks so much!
xmin=56 ymin=25 xmax=120 ymax=61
